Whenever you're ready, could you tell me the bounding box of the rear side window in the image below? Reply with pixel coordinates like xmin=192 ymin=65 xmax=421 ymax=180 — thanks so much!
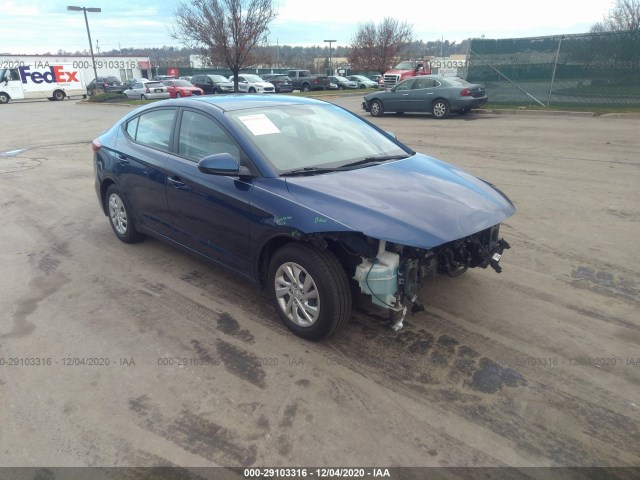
xmin=125 ymin=109 xmax=175 ymax=152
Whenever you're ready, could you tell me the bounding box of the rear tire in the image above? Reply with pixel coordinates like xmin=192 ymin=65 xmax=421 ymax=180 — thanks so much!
xmin=432 ymin=99 xmax=450 ymax=119
xmin=268 ymin=243 xmax=351 ymax=340
xmin=53 ymin=90 xmax=66 ymax=101
xmin=369 ymin=99 xmax=384 ymax=117
xmin=141 ymin=94 xmax=147 ymax=100
xmin=301 ymin=84 xmax=310 ymax=92
xmin=105 ymin=185 xmax=144 ymax=244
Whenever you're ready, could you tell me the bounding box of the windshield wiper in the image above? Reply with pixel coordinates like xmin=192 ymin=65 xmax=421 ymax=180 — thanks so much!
xmin=280 ymin=166 xmax=346 ymax=177
xmin=281 ymin=154 xmax=411 ymax=177
xmin=340 ymin=154 xmax=411 ymax=168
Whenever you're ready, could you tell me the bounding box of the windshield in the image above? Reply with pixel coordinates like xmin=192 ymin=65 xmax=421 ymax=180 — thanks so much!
xmin=210 ymin=75 xmax=229 ymax=83
xmin=242 ymin=74 xmax=263 ymax=83
xmin=394 ymin=62 xmax=415 ymax=70
xmin=227 ymin=104 xmax=409 ymax=174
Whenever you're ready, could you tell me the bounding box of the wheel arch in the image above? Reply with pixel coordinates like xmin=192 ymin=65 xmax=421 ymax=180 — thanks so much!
xmin=99 ymin=178 xmax=117 ymax=216
xmin=256 ymin=231 xmax=373 ymax=289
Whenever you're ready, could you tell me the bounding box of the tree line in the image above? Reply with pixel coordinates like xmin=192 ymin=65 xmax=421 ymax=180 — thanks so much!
xmin=48 ymin=0 xmax=638 ymax=83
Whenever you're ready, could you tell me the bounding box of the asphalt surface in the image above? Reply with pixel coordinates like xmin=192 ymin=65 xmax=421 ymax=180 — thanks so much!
xmin=0 ymin=97 xmax=639 ymax=473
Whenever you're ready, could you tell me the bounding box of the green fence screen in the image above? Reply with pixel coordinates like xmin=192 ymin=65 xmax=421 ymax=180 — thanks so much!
xmin=467 ymin=31 xmax=640 ymax=108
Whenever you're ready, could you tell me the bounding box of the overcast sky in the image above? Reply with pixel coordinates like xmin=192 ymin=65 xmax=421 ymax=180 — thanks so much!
xmin=2 ymin=0 xmax=615 ymax=55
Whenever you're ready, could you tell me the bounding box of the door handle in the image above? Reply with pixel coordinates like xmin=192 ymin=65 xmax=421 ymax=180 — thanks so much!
xmin=402 ymin=93 xmax=409 ymax=96
xmin=167 ymin=176 xmax=186 ymax=188
xmin=117 ymin=153 xmax=129 ymax=164
xmin=427 ymin=92 xmax=434 ymax=95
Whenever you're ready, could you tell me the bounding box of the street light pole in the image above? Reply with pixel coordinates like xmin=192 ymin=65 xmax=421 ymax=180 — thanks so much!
xmin=324 ymin=39 xmax=336 ymax=75
xmin=67 ymin=6 xmax=101 ymax=95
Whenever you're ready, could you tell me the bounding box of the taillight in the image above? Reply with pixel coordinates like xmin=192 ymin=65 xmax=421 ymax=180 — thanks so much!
xmin=92 ymin=139 xmax=102 ymax=153
xmin=460 ymin=88 xmax=472 ymax=96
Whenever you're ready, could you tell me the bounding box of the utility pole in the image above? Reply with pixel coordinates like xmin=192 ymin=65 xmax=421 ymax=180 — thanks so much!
xmin=67 ymin=5 xmax=102 ymax=94
xmin=324 ymin=39 xmax=336 ymax=75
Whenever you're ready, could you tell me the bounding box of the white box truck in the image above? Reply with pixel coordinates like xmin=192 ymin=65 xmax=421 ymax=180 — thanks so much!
xmin=0 ymin=63 xmax=86 ymax=104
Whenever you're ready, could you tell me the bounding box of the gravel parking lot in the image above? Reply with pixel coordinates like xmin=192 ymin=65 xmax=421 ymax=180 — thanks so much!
xmin=0 ymin=97 xmax=639 ymax=471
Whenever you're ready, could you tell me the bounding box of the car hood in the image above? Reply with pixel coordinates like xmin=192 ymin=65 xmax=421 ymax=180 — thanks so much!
xmin=283 ymin=154 xmax=515 ymax=249
xmin=255 ymin=82 xmax=274 ymax=88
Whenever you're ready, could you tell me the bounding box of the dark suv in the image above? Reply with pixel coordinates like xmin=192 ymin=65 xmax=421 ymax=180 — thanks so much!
xmin=86 ymin=76 xmax=124 ymax=96
xmin=191 ymin=74 xmax=234 ymax=94
xmin=261 ymin=74 xmax=293 ymax=93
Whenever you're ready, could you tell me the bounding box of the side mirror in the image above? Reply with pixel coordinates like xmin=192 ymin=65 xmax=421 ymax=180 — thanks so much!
xmin=197 ymin=153 xmax=252 ymax=176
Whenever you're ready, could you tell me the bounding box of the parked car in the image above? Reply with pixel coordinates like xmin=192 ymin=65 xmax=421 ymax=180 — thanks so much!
xmin=123 ymin=81 xmax=170 ymax=100
xmin=123 ymin=78 xmax=150 ymax=90
xmin=152 ymin=75 xmax=176 ymax=81
xmin=347 ymin=75 xmax=378 ymax=89
xmin=179 ymin=76 xmax=192 ymax=82
xmin=162 ymin=79 xmax=204 ymax=98
xmin=87 ymin=76 xmax=124 ymax=96
xmin=93 ymin=95 xmax=514 ymax=340
xmin=190 ymin=74 xmax=234 ymax=94
xmin=329 ymin=76 xmax=358 ymax=90
xmin=261 ymin=74 xmax=294 ymax=93
xmin=231 ymin=74 xmax=275 ymax=93
xmin=362 ymin=75 xmax=488 ymax=119
xmin=286 ymin=70 xmax=331 ymax=91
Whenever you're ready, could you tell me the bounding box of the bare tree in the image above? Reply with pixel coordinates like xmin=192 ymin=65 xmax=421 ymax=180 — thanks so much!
xmin=591 ymin=0 xmax=640 ymax=32
xmin=172 ymin=0 xmax=278 ymax=91
xmin=348 ymin=18 xmax=413 ymax=74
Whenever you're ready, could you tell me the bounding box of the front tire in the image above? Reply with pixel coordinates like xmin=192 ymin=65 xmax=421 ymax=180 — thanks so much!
xmin=176 ymin=92 xmax=182 ymax=98
xmin=105 ymin=185 xmax=143 ymax=244
xmin=0 ymin=93 xmax=10 ymax=104
xmin=53 ymin=90 xmax=66 ymax=101
xmin=249 ymin=87 xmax=257 ymax=93
xmin=268 ymin=243 xmax=351 ymax=340
xmin=301 ymin=84 xmax=310 ymax=92
xmin=369 ymin=99 xmax=384 ymax=117
xmin=432 ymin=99 xmax=450 ymax=119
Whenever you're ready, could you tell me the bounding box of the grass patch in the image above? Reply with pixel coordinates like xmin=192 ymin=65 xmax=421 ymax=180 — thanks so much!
xmin=87 ymin=92 xmax=126 ymax=103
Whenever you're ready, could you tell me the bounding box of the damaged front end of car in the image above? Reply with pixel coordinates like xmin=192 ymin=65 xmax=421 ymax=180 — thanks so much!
xmin=350 ymin=225 xmax=510 ymax=331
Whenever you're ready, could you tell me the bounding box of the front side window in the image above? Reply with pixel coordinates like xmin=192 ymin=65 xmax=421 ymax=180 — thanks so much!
xmin=178 ymin=110 xmax=241 ymax=162
xmin=394 ymin=79 xmax=415 ymax=91
xmin=126 ymin=109 xmax=175 ymax=151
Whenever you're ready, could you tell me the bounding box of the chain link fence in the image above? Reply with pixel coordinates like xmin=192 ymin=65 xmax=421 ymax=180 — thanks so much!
xmin=466 ymin=31 xmax=640 ymax=108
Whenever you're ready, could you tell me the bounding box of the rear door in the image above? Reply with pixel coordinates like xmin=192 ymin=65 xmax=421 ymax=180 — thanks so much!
xmin=115 ymin=107 xmax=176 ymax=237
xmin=407 ymin=77 xmax=439 ymax=112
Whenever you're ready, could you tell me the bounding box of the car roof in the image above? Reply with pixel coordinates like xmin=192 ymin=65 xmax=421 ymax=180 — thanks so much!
xmin=148 ymin=94 xmax=329 ymax=113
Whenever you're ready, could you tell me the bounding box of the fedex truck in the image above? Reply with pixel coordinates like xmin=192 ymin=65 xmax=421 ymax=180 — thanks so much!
xmin=0 ymin=63 xmax=86 ymax=104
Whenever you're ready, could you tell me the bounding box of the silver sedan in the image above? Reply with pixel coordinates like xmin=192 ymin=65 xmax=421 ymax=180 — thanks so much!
xmin=123 ymin=81 xmax=170 ymax=100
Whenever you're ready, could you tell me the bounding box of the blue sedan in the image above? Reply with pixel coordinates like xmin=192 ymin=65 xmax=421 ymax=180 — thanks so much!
xmin=93 ymin=95 xmax=513 ymax=340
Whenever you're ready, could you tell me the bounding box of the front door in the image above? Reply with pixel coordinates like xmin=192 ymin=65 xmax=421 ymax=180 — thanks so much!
xmin=165 ymin=109 xmax=254 ymax=275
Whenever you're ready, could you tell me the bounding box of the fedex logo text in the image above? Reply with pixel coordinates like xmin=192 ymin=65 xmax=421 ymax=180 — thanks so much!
xmin=18 ymin=66 xmax=80 ymax=84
